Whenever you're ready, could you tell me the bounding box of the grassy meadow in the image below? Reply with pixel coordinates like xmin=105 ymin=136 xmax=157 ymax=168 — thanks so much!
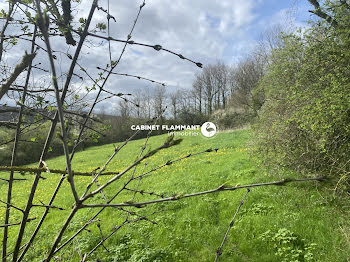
xmin=0 ymin=129 xmax=349 ymax=261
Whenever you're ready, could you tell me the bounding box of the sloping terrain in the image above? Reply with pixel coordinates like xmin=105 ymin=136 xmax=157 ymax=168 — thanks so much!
xmin=0 ymin=129 xmax=349 ymax=261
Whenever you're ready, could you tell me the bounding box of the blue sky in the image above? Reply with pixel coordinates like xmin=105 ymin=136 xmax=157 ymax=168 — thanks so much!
xmin=0 ymin=0 xmax=317 ymax=111
xmin=108 ymin=0 xmax=314 ymax=90
xmin=203 ymin=0 xmax=312 ymax=62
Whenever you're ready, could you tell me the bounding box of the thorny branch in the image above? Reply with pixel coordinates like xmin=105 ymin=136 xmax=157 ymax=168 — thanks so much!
xmin=53 ymin=146 xmax=218 ymax=255
xmin=0 ymin=166 xmax=120 ymax=176
xmin=86 ymin=31 xmax=203 ymax=68
xmin=81 ymin=177 xmax=325 ymax=209
xmin=96 ymin=67 xmax=166 ymax=86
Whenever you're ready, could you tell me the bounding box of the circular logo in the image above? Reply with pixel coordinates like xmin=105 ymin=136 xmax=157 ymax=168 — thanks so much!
xmin=201 ymin=122 xmax=217 ymax=138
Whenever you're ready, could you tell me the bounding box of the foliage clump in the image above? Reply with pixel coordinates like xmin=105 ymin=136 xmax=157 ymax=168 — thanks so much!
xmin=253 ymin=1 xmax=350 ymax=189
xmin=259 ymin=228 xmax=317 ymax=262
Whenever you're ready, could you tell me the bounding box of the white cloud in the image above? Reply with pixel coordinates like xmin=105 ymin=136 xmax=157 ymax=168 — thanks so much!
xmin=0 ymin=0 xmax=308 ymax=112
xmin=85 ymin=0 xmax=261 ymax=92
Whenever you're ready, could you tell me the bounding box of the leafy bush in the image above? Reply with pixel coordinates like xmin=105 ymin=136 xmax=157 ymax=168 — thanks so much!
xmin=259 ymin=228 xmax=317 ymax=262
xmin=210 ymin=110 xmax=255 ymax=130
xmin=253 ymin=2 xmax=350 ymax=189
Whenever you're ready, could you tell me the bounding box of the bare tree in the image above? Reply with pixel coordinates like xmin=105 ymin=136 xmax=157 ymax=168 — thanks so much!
xmin=229 ymin=55 xmax=264 ymax=113
xmin=202 ymin=66 xmax=217 ymax=115
xmin=170 ymin=88 xmax=181 ymax=120
xmin=191 ymin=61 xmax=230 ymax=116
xmin=132 ymin=90 xmax=143 ymax=118
xmin=118 ymin=100 xmax=131 ymax=119
xmin=143 ymin=86 xmax=152 ymax=119
xmin=192 ymin=73 xmax=204 ymax=114
xmin=153 ymin=84 xmax=167 ymax=119
xmin=179 ymin=88 xmax=193 ymax=114
xmin=213 ymin=61 xmax=230 ymax=110
xmin=227 ymin=25 xmax=286 ymax=113
xmin=254 ymin=24 xmax=286 ymax=67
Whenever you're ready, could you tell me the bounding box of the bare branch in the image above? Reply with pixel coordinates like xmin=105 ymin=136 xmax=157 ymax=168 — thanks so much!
xmin=0 ymin=218 xmax=36 ymax=228
xmin=2 ymin=24 xmax=37 ymax=261
xmin=0 ymin=1 xmax=16 ymax=61
xmin=0 ymin=177 xmax=26 ymax=182
xmin=82 ymin=177 xmax=325 ymax=208
xmin=132 ymin=148 xmax=218 ymax=181
xmin=308 ymin=0 xmax=338 ymax=27
xmin=87 ymin=32 xmax=203 ymax=68
xmin=17 ymin=2 xmax=99 ymax=258
xmin=96 ymin=67 xmax=166 ymax=86
xmin=0 ymin=199 xmax=24 ymax=213
xmin=0 ymin=121 xmax=18 ymax=128
xmin=0 ymin=52 xmax=36 ymax=101
xmin=214 ymin=189 xmax=250 ymax=262
xmin=81 ymin=136 xmax=183 ymax=201
xmin=0 ymin=166 xmax=120 ymax=176
xmin=34 ymin=0 xmax=79 ymax=203
xmin=84 ymin=208 xmax=168 ymax=259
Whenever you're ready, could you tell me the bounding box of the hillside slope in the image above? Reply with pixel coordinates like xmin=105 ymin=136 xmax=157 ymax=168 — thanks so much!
xmin=0 ymin=130 xmax=349 ymax=261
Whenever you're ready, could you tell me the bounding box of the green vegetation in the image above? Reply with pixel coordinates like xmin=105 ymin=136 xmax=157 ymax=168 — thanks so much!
xmin=0 ymin=129 xmax=348 ymax=261
xmin=0 ymin=120 xmax=108 ymax=166
xmin=253 ymin=1 xmax=350 ymax=189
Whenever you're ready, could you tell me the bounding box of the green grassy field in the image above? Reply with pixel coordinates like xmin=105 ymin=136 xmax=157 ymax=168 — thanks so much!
xmin=0 ymin=129 xmax=349 ymax=261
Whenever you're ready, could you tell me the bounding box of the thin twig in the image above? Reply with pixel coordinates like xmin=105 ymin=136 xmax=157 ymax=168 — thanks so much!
xmin=86 ymin=32 xmax=203 ymax=68
xmin=84 ymin=208 xmax=168 ymax=258
xmin=2 ymin=25 xmax=37 ymax=262
xmin=81 ymin=177 xmax=325 ymax=208
xmin=97 ymin=67 xmax=166 ymax=86
xmin=0 ymin=217 xmax=36 ymax=228
xmin=214 ymin=189 xmax=250 ymax=262
xmin=43 ymin=4 xmax=149 ymax=259
xmin=0 ymin=166 xmax=120 ymax=176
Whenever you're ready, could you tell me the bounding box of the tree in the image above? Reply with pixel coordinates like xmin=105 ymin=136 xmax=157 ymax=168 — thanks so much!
xmin=192 ymin=73 xmax=204 ymax=114
xmin=216 ymin=62 xmax=230 ymax=110
xmin=253 ymin=0 xmax=350 ymax=186
xmin=229 ymin=55 xmax=264 ymax=113
xmin=118 ymin=99 xmax=131 ymax=119
xmin=191 ymin=61 xmax=230 ymax=115
xmin=153 ymin=84 xmax=167 ymax=119
xmin=143 ymin=86 xmax=152 ymax=119
xmin=170 ymin=88 xmax=181 ymax=120
xmin=132 ymin=90 xmax=143 ymax=118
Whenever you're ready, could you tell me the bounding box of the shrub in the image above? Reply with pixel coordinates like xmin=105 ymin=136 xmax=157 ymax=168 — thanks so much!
xmin=253 ymin=3 xmax=350 ymax=189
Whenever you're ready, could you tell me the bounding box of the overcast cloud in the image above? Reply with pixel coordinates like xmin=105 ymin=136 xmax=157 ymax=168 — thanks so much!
xmin=0 ymin=0 xmax=313 ymax=112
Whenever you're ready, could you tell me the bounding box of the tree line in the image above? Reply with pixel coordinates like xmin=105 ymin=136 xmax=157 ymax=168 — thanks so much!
xmin=112 ymin=0 xmax=350 ymax=190
xmin=110 ymin=25 xmax=283 ymax=136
